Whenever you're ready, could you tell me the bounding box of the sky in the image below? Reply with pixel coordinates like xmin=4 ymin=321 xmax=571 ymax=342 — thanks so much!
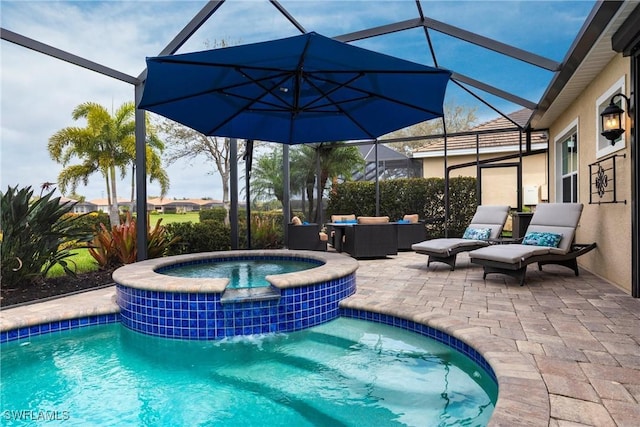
xmin=0 ymin=0 xmax=596 ymax=202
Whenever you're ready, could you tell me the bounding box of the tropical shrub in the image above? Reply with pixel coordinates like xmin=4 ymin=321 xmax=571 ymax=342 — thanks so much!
xmin=66 ymin=211 xmax=111 ymax=231
xmin=0 ymin=185 xmax=93 ymax=287
xmin=199 ymin=207 xmax=227 ymax=222
xmin=88 ymin=224 xmax=119 ymax=269
xmin=251 ymin=212 xmax=284 ymax=249
xmin=88 ymin=212 xmax=179 ymax=267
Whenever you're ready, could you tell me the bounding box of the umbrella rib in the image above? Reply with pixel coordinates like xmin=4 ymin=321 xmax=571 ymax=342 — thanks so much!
xmin=296 ymin=72 xmax=365 ymax=111
xmin=309 ymin=73 xmax=445 ymax=115
xmin=201 ymin=72 xmax=296 ymax=135
xmin=142 ymin=70 xmax=294 ymax=109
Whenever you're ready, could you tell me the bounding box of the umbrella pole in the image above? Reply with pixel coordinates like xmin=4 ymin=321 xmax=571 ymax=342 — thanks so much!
xmin=316 ymin=145 xmax=322 ymax=224
xmin=244 ymin=140 xmax=254 ymax=249
xmin=230 ymin=138 xmax=239 ymax=249
xmin=443 ymin=118 xmax=449 ymax=238
xmin=375 ymin=140 xmax=380 ymax=217
xmin=283 ymin=145 xmax=291 ymax=245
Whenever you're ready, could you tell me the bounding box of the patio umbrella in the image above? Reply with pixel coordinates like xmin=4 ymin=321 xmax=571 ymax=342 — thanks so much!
xmin=138 ymin=32 xmax=451 ymax=144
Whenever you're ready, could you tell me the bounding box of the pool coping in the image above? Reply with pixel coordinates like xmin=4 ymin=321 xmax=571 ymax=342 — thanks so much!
xmin=112 ymin=249 xmax=359 ymax=292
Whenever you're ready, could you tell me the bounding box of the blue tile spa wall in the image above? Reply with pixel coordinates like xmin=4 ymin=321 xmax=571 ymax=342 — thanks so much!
xmin=117 ymin=273 xmax=356 ymax=340
xmin=340 ymin=308 xmax=497 ymax=385
xmin=1 ymin=313 xmax=120 ymax=344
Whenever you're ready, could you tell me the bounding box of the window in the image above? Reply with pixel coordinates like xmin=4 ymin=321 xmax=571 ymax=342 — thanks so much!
xmin=555 ymin=120 xmax=579 ymax=203
xmin=596 ymin=76 xmax=626 ymax=158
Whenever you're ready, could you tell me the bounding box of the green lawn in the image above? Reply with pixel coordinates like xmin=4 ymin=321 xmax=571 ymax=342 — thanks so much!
xmin=47 ymin=212 xmax=199 ymax=278
xmin=47 ymin=248 xmax=99 ymax=278
xmin=149 ymin=211 xmax=200 ymax=225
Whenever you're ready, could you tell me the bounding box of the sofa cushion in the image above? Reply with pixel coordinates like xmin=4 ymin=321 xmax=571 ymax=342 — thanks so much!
xmin=331 ymin=214 xmax=356 ymax=223
xmin=463 ymin=227 xmax=491 ymax=240
xmin=290 ymin=216 xmax=302 ymax=225
xmin=403 ymin=214 xmax=419 ymax=223
xmin=357 ymin=216 xmax=390 ymax=224
xmin=522 ymin=231 xmax=562 ymax=248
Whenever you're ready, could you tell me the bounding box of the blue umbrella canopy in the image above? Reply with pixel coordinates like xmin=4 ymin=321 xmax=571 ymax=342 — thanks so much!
xmin=139 ymin=32 xmax=451 ymax=144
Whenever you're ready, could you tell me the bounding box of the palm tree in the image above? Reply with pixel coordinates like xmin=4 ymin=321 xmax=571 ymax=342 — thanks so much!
xmin=311 ymin=143 xmax=364 ymax=222
xmin=121 ymin=116 xmax=169 ymax=204
xmin=251 ymin=143 xmax=364 ymax=222
xmin=49 ymin=102 xmax=168 ymax=226
xmin=251 ymin=147 xmax=284 ymax=205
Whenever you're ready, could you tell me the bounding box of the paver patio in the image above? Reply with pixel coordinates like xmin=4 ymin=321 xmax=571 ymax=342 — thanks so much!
xmin=2 ymin=251 xmax=639 ymax=426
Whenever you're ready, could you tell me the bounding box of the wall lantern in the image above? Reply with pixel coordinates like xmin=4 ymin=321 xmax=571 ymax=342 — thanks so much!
xmin=600 ymin=93 xmax=631 ymax=144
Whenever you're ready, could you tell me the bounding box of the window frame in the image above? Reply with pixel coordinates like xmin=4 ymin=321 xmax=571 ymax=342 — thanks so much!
xmin=595 ymin=76 xmax=626 ymax=158
xmin=554 ymin=118 xmax=579 ymax=203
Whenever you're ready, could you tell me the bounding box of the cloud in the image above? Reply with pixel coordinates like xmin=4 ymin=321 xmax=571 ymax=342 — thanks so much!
xmin=1 ymin=0 xmax=595 ymax=201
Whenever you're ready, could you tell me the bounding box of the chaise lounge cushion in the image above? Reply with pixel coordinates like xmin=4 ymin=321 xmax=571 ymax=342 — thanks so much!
xmin=468 ymin=243 xmax=551 ymax=265
xmin=412 ymin=238 xmax=488 ymax=255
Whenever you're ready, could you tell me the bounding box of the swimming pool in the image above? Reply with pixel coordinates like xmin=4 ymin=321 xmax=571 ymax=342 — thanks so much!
xmin=0 ymin=318 xmax=496 ymax=426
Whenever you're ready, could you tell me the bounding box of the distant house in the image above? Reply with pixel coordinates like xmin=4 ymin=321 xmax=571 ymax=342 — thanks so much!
xmin=147 ymin=197 xmax=224 ymax=213
xmin=88 ymin=198 xmax=133 ymax=213
xmin=411 ymin=109 xmax=549 ymax=207
xmin=59 ymin=197 xmax=97 ymax=214
xmin=354 ymin=143 xmax=422 ymax=181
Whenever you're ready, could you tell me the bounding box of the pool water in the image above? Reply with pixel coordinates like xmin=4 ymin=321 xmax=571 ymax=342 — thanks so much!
xmin=160 ymin=259 xmax=318 ymax=288
xmin=1 ymin=318 xmax=496 ymax=426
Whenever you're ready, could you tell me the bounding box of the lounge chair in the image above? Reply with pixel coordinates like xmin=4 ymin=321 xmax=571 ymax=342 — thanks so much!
xmin=468 ymin=203 xmax=597 ymax=285
xmin=411 ymin=205 xmax=510 ymax=270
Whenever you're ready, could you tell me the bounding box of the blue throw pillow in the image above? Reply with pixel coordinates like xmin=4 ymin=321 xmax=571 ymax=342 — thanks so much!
xmin=397 ymin=219 xmax=410 ymax=224
xmin=522 ymin=231 xmax=562 ymax=247
xmin=462 ymin=227 xmax=491 ymax=240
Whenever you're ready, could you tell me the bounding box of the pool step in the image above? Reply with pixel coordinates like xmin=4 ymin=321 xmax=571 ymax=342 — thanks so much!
xmin=220 ymin=286 xmax=281 ymax=304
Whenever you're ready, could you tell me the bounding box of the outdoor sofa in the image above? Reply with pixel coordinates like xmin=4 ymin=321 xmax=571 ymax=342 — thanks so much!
xmin=468 ymin=203 xmax=597 ymax=285
xmin=341 ymin=216 xmax=398 ymax=259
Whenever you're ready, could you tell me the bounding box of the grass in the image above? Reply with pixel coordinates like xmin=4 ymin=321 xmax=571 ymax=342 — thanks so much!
xmin=46 ymin=213 xmax=199 ymax=278
xmin=41 ymin=213 xmax=199 ymax=279
xmin=47 ymin=248 xmax=99 ymax=278
xmin=149 ymin=211 xmax=200 ymax=225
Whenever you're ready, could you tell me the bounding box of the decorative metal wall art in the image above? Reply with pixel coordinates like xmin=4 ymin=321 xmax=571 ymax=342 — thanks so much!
xmin=588 ymin=154 xmax=627 ymax=204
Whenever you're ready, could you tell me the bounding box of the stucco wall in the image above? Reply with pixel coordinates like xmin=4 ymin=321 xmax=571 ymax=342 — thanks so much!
xmin=421 ymin=153 xmax=548 ymax=206
xmin=547 ymin=54 xmax=632 ymax=293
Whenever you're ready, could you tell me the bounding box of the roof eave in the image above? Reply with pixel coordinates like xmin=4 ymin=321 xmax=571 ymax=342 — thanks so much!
xmin=529 ymin=1 xmax=627 ymax=130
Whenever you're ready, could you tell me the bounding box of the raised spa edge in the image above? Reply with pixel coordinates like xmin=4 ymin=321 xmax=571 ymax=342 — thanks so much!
xmin=114 ymin=250 xmax=359 ymax=340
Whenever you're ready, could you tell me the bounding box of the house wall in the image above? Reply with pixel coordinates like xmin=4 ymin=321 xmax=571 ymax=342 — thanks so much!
xmin=421 ymin=153 xmax=548 ymax=207
xmin=547 ymin=54 xmax=632 ymax=293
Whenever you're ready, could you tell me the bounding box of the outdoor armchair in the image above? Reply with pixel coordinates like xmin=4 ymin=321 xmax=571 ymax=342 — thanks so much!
xmin=286 ymin=217 xmax=327 ymax=251
xmin=396 ymin=214 xmax=427 ymax=250
xmin=411 ymin=205 xmax=510 ymax=270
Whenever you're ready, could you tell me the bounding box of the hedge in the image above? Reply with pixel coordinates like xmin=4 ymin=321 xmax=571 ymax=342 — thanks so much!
xmin=327 ymin=177 xmax=478 ymax=238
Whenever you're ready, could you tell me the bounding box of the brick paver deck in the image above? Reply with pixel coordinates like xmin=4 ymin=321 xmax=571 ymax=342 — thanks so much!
xmin=2 ymin=251 xmax=639 ymax=426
